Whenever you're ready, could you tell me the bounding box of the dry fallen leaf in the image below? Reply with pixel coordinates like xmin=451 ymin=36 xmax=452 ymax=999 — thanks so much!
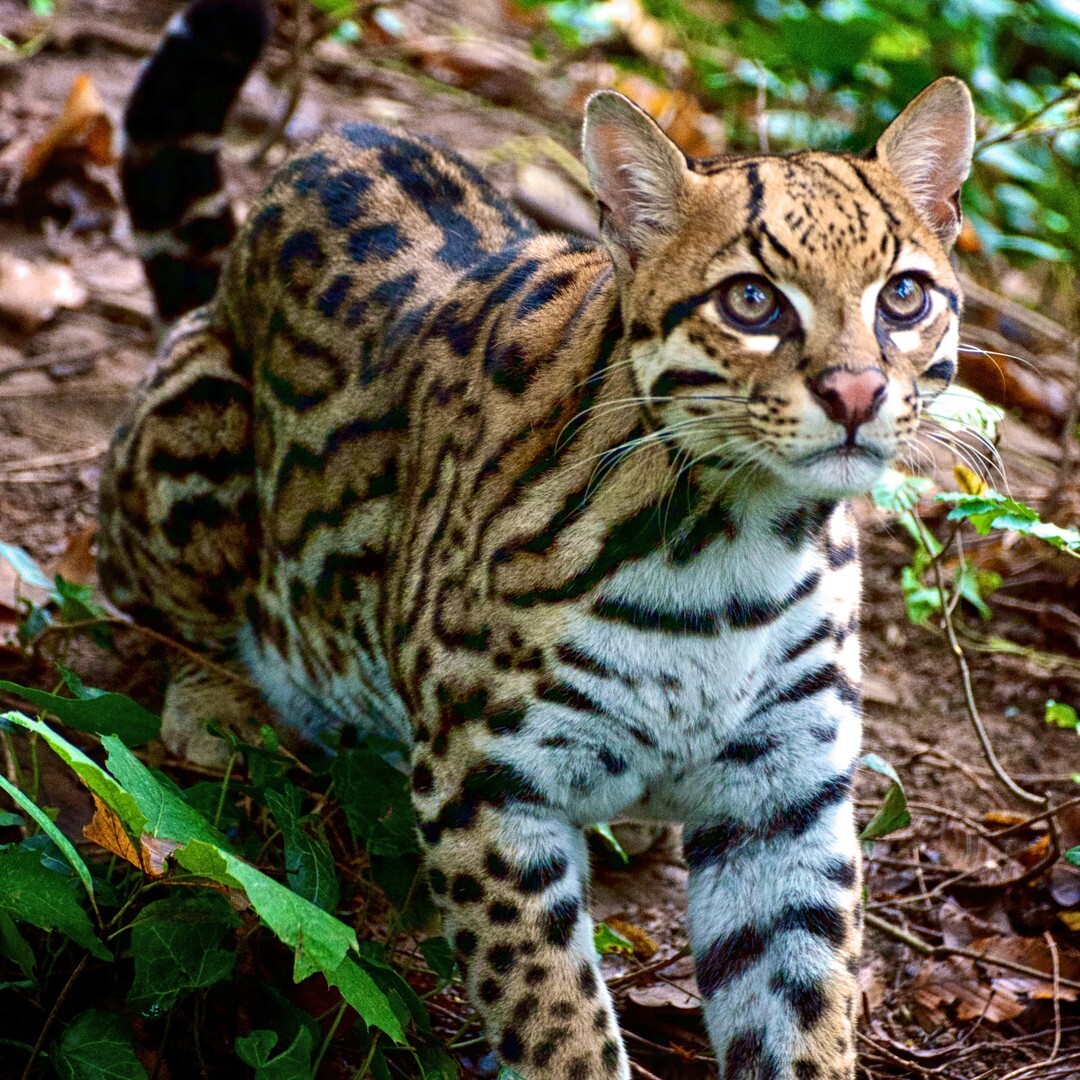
xmin=626 ymin=955 xmax=699 ymax=1011
xmin=0 ymin=252 xmax=87 ymax=332
xmin=139 ymin=834 xmax=182 ymax=877
xmin=856 ymin=956 xmax=888 ymax=1013
xmin=1058 ymin=911 xmax=1080 ymax=932
xmin=84 ymin=795 xmax=182 ymax=878
xmin=84 ymin=794 xmax=143 ymax=870
xmin=909 ymin=954 xmax=1027 ymax=1026
xmin=606 ymin=917 xmax=659 ymax=961
xmin=406 ymin=36 xmax=542 ymax=107
xmin=23 ymin=73 xmax=115 ymax=183
xmin=983 ymin=810 xmax=1030 ymax=827
xmin=51 ymin=525 xmax=98 ymax=586
xmin=1049 ymin=862 xmax=1080 ymax=908
xmin=909 ymin=933 xmax=1080 ymax=1029
xmin=932 ymin=824 xmax=1027 ymax=887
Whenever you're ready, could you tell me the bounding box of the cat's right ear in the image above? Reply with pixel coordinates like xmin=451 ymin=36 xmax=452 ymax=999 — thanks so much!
xmin=875 ymin=77 xmax=975 ymax=248
xmin=582 ymin=91 xmax=690 ymax=270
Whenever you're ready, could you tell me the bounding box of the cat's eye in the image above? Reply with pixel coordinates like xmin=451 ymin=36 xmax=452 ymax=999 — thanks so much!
xmin=716 ymin=275 xmax=781 ymax=331
xmin=878 ymin=274 xmax=928 ymax=324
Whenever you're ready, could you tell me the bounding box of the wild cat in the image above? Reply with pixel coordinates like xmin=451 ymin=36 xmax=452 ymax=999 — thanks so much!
xmin=100 ymin=2 xmax=975 ymax=1074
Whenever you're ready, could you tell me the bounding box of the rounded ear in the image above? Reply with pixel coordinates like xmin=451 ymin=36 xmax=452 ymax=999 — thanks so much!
xmin=582 ymin=91 xmax=689 ymax=269
xmin=875 ymin=77 xmax=975 ymax=248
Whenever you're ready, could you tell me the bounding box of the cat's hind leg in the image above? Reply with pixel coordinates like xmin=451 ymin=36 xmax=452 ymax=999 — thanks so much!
xmin=98 ymin=309 xmax=263 ymax=764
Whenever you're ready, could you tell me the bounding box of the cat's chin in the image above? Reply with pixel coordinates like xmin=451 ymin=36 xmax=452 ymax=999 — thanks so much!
xmin=771 ymin=446 xmax=892 ymax=499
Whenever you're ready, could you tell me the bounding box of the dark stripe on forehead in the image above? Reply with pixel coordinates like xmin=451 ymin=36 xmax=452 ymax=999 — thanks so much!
xmin=760 ymin=224 xmax=793 ymax=263
xmin=843 ymin=159 xmax=902 ymax=230
xmin=746 ymin=162 xmax=764 ymax=223
xmin=796 ymin=155 xmax=861 ymax=195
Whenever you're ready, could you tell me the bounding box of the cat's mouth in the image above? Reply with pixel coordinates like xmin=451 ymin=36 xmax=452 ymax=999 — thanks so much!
xmin=793 ymin=442 xmax=890 ymax=468
xmin=780 ymin=440 xmax=893 ymax=497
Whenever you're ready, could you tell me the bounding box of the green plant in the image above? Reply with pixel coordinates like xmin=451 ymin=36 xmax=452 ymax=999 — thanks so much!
xmin=0 ymin=678 xmax=460 ymax=1078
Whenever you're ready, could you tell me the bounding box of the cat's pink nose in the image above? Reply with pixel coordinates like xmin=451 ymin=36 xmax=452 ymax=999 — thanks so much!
xmin=807 ymin=368 xmax=887 ymax=435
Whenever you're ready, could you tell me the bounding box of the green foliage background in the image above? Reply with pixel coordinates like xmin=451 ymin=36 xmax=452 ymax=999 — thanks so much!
xmin=531 ymin=0 xmax=1080 ymax=272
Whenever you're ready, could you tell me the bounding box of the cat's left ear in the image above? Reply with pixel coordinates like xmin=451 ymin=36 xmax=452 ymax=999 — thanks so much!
xmin=582 ymin=91 xmax=690 ymax=269
xmin=875 ymin=77 xmax=975 ymax=248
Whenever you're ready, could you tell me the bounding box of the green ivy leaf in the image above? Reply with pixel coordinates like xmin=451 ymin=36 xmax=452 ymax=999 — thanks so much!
xmin=859 ymin=753 xmax=911 ymax=840
xmin=0 ymin=847 xmax=109 ymax=960
xmin=54 ymin=1010 xmax=146 ymax=1080
xmin=593 ymin=922 xmax=634 ymax=956
xmin=0 ymin=679 xmax=159 ymax=747
xmin=101 ymin=736 xmax=230 ymax=848
xmin=870 ymin=468 xmax=933 ymax=515
xmin=51 ymin=580 xmax=111 ymax=645
xmin=235 ymin=1030 xmax=278 ymax=1066
xmin=1 ymin=717 xmax=409 ymax=1043
xmin=0 ymin=911 xmax=36 ymax=978
xmin=2 ymin=713 xmax=146 ymax=835
xmin=0 ymin=774 xmax=95 ymax=902
xmin=1065 ymin=847 xmax=1080 ymax=868
xmin=357 ymin=940 xmax=430 ymax=1032
xmin=419 ymin=936 xmax=456 ymax=984
xmin=128 ymin=894 xmax=238 ymax=1017
xmin=236 ymin=1028 xmax=315 ymax=1080
xmin=265 ymin=785 xmax=340 ymax=913
xmin=328 ymin=956 xmax=408 ymax=1043
xmin=938 ymin=491 xmax=1080 ymax=554
xmin=591 ymin=822 xmax=629 ymax=864
xmin=1045 ymin=700 xmax=1079 ymax=730
xmin=925 ymin=385 xmax=1005 ymax=443
xmin=332 ymin=745 xmax=416 ymax=856
xmin=172 ymin=839 xmax=351 ymax=962
xmin=0 ymin=541 xmax=52 ymax=590
xmin=900 ymin=564 xmax=940 ymax=626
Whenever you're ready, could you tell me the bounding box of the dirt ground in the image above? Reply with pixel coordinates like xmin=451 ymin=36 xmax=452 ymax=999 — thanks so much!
xmin=2 ymin=1 xmax=1080 ymax=1076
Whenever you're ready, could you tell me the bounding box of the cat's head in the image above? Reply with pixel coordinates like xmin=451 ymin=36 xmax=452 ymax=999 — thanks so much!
xmin=582 ymin=78 xmax=974 ymax=499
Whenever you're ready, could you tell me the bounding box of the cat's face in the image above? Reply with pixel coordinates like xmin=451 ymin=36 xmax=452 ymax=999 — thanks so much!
xmin=584 ymin=79 xmax=974 ymax=499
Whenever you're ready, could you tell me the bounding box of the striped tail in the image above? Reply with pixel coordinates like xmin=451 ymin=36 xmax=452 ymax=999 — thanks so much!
xmin=122 ymin=0 xmax=271 ymax=320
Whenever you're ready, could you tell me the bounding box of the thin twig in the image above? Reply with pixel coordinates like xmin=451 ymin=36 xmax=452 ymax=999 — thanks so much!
xmin=1044 ymin=930 xmax=1062 ymax=1065
xmin=917 ymin=513 xmax=1044 ymax=805
xmin=19 ymin=953 xmax=88 ymax=1080
xmin=986 ymin=794 xmax=1080 ymax=840
xmin=0 ymin=442 xmax=107 ymax=474
xmin=975 ymin=88 xmax=1080 ymax=153
xmin=863 ymin=912 xmax=1080 ymax=991
xmin=33 ymin=615 xmax=249 ymax=685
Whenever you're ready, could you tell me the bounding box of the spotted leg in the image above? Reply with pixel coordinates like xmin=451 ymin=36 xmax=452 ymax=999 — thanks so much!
xmin=413 ymin=748 xmax=629 ymax=1080
xmin=678 ymin=704 xmax=863 ymax=1077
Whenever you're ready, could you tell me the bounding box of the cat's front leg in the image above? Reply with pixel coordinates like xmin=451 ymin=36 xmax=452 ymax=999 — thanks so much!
xmin=412 ymin=745 xmax=628 ymax=1080
xmin=679 ymin=718 xmax=863 ymax=1077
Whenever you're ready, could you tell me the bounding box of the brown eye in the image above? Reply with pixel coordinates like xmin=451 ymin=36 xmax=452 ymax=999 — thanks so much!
xmin=718 ymin=275 xmax=781 ymax=331
xmin=879 ymin=274 xmax=928 ymax=324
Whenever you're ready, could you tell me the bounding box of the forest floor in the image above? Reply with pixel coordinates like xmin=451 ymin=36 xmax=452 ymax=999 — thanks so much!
xmin=1 ymin=1 xmax=1080 ymax=1077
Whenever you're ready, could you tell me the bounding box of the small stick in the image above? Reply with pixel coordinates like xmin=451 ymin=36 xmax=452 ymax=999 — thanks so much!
xmin=864 ymin=912 xmax=1080 ymax=991
xmin=918 ymin=514 xmax=1044 ymax=806
xmin=1044 ymin=930 xmax=1062 ymax=1065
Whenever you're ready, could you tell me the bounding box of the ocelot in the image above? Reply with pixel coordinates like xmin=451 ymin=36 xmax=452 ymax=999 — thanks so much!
xmin=98 ymin=0 xmax=975 ymax=1075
